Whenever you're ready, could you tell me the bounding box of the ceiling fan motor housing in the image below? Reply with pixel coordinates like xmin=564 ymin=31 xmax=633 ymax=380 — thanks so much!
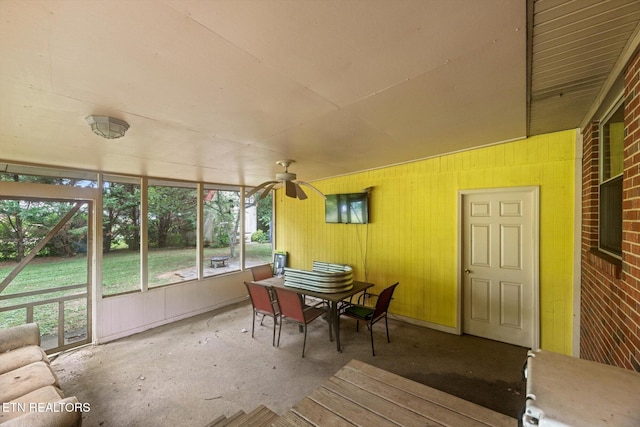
xmin=276 ymin=172 xmax=296 ymax=181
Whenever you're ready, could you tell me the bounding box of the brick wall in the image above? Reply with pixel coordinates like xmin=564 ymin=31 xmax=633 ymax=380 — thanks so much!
xmin=581 ymin=49 xmax=640 ymax=371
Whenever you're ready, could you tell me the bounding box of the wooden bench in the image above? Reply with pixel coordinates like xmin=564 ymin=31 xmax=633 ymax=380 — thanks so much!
xmin=280 ymin=359 xmax=517 ymax=426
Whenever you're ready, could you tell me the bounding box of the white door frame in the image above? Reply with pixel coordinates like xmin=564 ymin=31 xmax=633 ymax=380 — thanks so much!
xmin=457 ymin=186 xmax=540 ymax=349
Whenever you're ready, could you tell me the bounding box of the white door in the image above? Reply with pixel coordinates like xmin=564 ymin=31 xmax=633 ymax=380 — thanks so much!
xmin=462 ymin=188 xmax=538 ymax=348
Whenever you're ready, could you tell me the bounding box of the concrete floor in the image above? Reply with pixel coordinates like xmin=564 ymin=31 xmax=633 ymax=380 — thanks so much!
xmin=51 ymin=301 xmax=528 ymax=427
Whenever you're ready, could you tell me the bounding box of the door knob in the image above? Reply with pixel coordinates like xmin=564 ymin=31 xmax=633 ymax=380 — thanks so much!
xmin=464 ymin=269 xmax=471 ymax=274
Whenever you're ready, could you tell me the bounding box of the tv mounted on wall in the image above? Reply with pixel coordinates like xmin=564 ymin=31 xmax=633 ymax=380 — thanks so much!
xmin=325 ymin=192 xmax=369 ymax=224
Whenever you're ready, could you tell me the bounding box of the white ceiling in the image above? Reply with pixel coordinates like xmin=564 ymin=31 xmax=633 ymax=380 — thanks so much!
xmin=0 ymin=1 xmax=638 ymax=186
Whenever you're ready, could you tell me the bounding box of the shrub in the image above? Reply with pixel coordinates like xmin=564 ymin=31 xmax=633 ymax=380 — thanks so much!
xmin=251 ymin=230 xmax=268 ymax=243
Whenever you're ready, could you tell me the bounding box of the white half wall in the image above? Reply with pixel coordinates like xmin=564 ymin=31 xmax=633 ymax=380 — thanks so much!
xmin=97 ymin=270 xmax=253 ymax=343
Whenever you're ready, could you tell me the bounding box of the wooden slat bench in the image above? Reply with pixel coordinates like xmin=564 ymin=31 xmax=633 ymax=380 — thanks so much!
xmin=281 ymin=359 xmax=517 ymax=427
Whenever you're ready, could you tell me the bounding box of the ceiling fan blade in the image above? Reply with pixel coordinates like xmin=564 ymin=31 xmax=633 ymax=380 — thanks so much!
xmin=285 ymin=180 xmax=297 ymax=198
xmin=259 ymin=182 xmax=278 ymax=199
xmin=246 ymin=181 xmax=278 ymax=198
xmin=297 ymin=181 xmax=326 ymax=199
xmin=294 ymin=182 xmax=308 ymax=200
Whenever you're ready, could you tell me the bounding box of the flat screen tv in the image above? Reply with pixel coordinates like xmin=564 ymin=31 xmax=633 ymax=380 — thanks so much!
xmin=325 ymin=193 xmax=369 ymax=224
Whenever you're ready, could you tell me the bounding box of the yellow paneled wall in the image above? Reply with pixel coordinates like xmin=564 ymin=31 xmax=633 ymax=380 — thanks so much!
xmin=275 ymin=130 xmax=577 ymax=354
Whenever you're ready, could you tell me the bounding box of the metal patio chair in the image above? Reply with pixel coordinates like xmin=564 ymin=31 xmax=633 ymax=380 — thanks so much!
xmin=340 ymin=282 xmax=399 ymax=356
xmin=272 ymin=286 xmax=328 ymax=358
xmin=244 ymin=281 xmax=280 ymax=346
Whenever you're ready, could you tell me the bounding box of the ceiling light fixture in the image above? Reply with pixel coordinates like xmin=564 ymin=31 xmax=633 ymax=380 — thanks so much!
xmin=85 ymin=115 xmax=129 ymax=139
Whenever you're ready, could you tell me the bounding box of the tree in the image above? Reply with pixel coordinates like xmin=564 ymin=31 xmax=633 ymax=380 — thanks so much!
xmin=0 ymin=173 xmax=86 ymax=261
xmin=102 ymin=183 xmax=140 ymax=252
xmin=148 ymin=186 xmax=197 ymax=248
xmin=204 ymin=190 xmax=240 ymax=257
xmin=0 ymin=200 xmax=26 ymax=261
xmin=25 ymin=201 xmax=87 ymax=258
xmin=0 ymin=198 xmax=87 ymax=260
xmin=256 ymin=193 xmax=272 ymax=236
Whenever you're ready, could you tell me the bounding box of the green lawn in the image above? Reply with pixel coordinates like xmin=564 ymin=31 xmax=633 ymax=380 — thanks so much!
xmin=0 ymin=243 xmax=273 ymax=334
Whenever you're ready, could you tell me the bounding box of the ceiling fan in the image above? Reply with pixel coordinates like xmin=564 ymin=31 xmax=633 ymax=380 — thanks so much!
xmin=246 ymin=160 xmax=326 ymax=200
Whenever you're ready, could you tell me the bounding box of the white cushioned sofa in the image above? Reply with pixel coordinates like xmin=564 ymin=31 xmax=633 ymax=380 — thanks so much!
xmin=0 ymin=323 xmax=82 ymax=426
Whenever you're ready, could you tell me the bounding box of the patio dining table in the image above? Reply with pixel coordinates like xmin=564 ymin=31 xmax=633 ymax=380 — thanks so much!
xmin=253 ymin=276 xmax=374 ymax=352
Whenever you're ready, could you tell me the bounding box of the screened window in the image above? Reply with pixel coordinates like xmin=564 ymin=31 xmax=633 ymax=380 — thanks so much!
xmin=1 ymin=163 xmax=274 ymax=297
xmin=147 ymin=182 xmax=197 ymax=287
xmin=203 ymin=187 xmax=241 ymax=277
xmin=102 ymin=176 xmax=141 ymax=295
xmin=599 ymin=100 xmax=625 ymax=257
